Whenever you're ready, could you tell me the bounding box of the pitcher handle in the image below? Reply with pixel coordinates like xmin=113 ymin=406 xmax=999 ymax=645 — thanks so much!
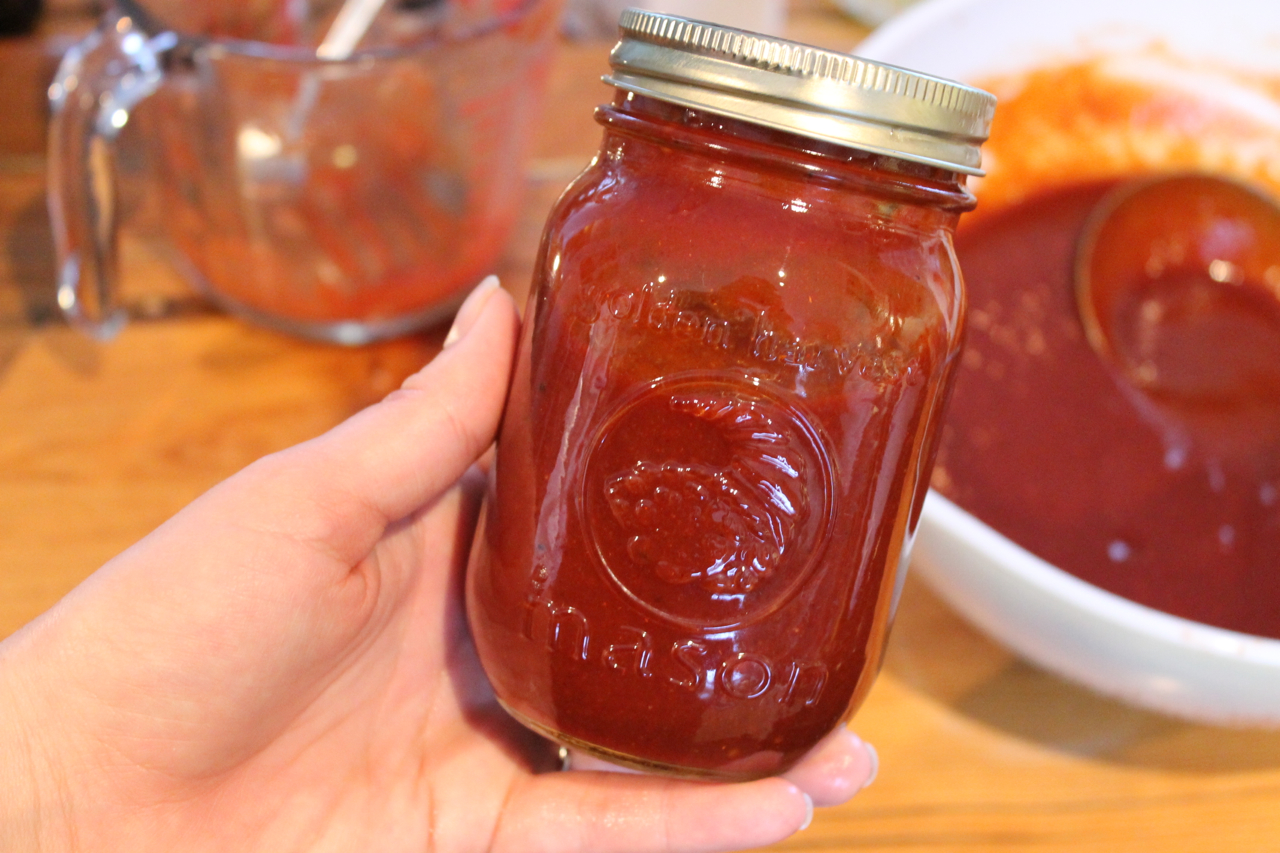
xmin=47 ymin=15 xmax=177 ymax=340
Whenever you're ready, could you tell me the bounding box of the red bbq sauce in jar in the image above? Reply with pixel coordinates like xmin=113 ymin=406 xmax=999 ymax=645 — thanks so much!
xmin=467 ymin=11 xmax=994 ymax=780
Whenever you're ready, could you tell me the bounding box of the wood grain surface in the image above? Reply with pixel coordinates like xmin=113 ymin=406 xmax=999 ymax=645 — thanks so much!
xmin=2 ymin=3 xmax=1279 ymax=851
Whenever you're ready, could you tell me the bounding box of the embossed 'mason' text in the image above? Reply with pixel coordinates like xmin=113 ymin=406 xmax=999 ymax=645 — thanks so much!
xmin=521 ymin=595 xmax=828 ymax=708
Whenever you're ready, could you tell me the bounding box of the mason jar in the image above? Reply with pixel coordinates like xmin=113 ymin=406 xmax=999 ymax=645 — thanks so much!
xmin=467 ymin=9 xmax=994 ymax=780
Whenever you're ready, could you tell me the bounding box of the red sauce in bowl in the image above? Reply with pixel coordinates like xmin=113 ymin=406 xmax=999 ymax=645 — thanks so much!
xmin=938 ymin=179 xmax=1280 ymax=637
xmin=934 ymin=62 xmax=1280 ymax=640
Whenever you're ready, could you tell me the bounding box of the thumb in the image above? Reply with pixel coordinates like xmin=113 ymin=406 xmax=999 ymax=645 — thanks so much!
xmin=269 ymin=275 xmax=519 ymax=548
xmin=81 ymin=275 xmax=517 ymax=584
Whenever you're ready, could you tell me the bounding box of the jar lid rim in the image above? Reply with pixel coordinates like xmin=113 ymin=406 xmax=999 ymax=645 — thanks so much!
xmin=607 ymin=8 xmax=995 ymax=175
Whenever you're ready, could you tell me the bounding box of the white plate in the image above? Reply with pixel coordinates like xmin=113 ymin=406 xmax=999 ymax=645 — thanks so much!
xmin=856 ymin=0 xmax=1280 ymax=726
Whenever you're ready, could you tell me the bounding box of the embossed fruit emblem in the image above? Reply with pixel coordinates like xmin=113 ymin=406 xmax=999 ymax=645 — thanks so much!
xmin=583 ymin=378 xmax=832 ymax=627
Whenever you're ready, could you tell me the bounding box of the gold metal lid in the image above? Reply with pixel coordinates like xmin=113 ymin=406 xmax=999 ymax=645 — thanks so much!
xmin=604 ymin=9 xmax=995 ymax=175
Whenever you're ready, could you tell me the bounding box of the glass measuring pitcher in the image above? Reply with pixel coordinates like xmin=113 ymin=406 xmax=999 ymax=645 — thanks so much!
xmin=48 ymin=0 xmax=561 ymax=343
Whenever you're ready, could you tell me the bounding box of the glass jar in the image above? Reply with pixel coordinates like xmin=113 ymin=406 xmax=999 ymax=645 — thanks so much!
xmin=467 ymin=10 xmax=994 ymax=780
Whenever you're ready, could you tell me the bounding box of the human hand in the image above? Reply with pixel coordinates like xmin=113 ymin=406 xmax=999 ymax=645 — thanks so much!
xmin=0 ymin=278 xmax=877 ymax=853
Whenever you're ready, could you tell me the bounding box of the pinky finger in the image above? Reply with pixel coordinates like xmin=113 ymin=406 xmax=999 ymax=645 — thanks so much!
xmin=782 ymin=726 xmax=879 ymax=807
xmin=491 ymin=771 xmax=813 ymax=853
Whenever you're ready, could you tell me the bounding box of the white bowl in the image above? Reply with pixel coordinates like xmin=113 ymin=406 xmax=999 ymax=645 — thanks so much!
xmin=856 ymin=0 xmax=1280 ymax=726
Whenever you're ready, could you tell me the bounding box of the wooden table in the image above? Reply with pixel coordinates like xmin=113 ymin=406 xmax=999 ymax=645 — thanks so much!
xmin=3 ymin=4 xmax=1279 ymax=851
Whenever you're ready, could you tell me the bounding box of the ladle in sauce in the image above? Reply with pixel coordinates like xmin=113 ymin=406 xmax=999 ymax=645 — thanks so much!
xmin=1075 ymin=173 xmax=1280 ymax=461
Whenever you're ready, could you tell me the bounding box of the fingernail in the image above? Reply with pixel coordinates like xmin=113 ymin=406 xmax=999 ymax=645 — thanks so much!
xmin=861 ymin=741 xmax=879 ymax=791
xmin=798 ymin=792 xmax=814 ymax=831
xmin=444 ymin=275 xmax=501 ymax=348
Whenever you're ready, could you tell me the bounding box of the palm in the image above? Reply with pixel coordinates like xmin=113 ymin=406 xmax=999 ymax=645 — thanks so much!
xmin=165 ymin=476 xmax=554 ymax=852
